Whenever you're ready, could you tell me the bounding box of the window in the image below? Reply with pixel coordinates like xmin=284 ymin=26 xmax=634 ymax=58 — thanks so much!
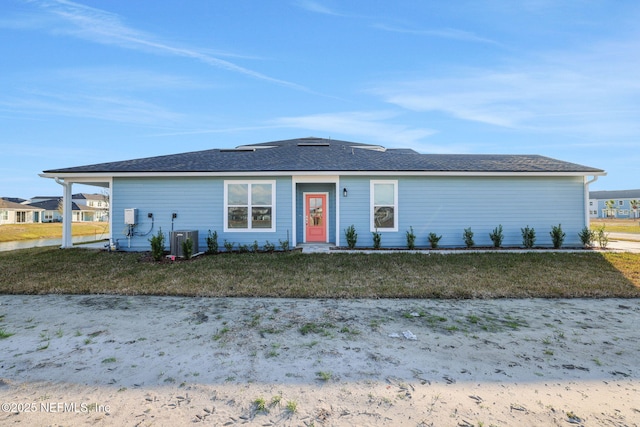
xmin=371 ymin=180 xmax=398 ymax=231
xmin=224 ymin=181 xmax=275 ymax=232
xmin=0 ymin=210 xmax=7 ymax=221
xmin=16 ymin=211 xmax=26 ymax=223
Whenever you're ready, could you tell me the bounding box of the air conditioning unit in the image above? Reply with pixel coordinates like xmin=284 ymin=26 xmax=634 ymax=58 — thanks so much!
xmin=170 ymin=230 xmax=199 ymax=257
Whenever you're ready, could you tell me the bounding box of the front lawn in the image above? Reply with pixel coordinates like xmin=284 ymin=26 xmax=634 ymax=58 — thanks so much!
xmin=1 ymin=248 xmax=638 ymax=298
xmin=591 ymin=218 xmax=640 ymax=234
xmin=0 ymin=222 xmax=110 ymax=242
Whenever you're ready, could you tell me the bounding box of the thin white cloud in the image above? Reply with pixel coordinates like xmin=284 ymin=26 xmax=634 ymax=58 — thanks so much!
xmin=147 ymin=111 xmax=438 ymax=148
xmin=1 ymin=90 xmax=183 ymax=125
xmin=26 ymin=0 xmax=309 ymax=91
xmin=295 ymin=0 xmax=343 ymax=16
xmin=49 ymin=67 xmax=214 ymax=91
xmin=370 ymin=36 xmax=640 ymax=138
xmin=374 ymin=24 xmax=501 ymax=46
xmin=269 ymin=111 xmax=437 ymax=147
xmin=147 ymin=125 xmax=282 ymax=138
xmin=0 ymin=66 xmax=209 ymax=125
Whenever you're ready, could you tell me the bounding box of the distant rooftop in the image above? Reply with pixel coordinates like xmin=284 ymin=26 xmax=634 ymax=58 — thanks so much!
xmin=590 ymin=189 xmax=640 ymax=199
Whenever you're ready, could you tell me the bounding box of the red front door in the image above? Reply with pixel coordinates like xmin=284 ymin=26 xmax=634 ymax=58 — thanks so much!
xmin=305 ymin=194 xmax=327 ymax=242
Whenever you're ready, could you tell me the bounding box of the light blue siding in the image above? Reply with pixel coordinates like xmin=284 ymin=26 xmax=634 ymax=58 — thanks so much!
xmin=112 ymin=174 xmax=587 ymax=251
xmin=112 ymin=176 xmax=292 ymax=251
xmin=339 ymin=175 xmax=587 ymax=248
xmin=339 ymin=176 xmax=375 ymax=245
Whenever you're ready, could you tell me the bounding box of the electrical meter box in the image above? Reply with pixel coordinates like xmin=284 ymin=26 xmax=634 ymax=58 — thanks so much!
xmin=124 ymin=208 xmax=138 ymax=225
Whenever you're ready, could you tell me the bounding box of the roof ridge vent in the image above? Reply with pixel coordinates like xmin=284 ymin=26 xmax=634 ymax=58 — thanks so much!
xmin=351 ymin=145 xmax=386 ymax=152
xmin=220 ymin=145 xmax=277 ymax=152
xmin=220 ymin=147 xmax=256 ymax=152
xmin=298 ymin=142 xmax=330 ymax=146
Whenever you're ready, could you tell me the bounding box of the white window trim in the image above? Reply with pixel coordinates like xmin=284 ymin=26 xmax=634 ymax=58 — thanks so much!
xmin=224 ymin=180 xmax=276 ymax=232
xmin=370 ymin=180 xmax=398 ymax=232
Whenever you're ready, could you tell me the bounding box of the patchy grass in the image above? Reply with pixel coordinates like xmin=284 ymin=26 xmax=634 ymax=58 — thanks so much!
xmin=0 ymin=247 xmax=639 ymax=298
xmin=0 ymin=222 xmax=110 ymax=242
xmin=316 ymin=371 xmax=332 ymax=381
xmin=0 ymin=329 xmax=15 ymax=339
xmin=591 ymin=219 xmax=640 ymax=234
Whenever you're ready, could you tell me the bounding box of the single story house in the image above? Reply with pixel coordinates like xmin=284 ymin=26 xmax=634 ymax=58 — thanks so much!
xmin=72 ymin=193 xmax=110 ymax=221
xmin=589 ymin=189 xmax=640 ymax=219
xmin=0 ymin=198 xmax=44 ymax=225
xmin=26 ymin=198 xmax=104 ymax=223
xmin=40 ymin=137 xmax=605 ymax=250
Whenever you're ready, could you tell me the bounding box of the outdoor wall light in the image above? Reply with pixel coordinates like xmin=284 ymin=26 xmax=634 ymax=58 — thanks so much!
xmin=343 ymin=188 xmax=348 ymax=197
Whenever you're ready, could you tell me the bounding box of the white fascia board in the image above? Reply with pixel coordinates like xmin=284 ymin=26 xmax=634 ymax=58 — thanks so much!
xmin=40 ymin=170 xmax=606 ymax=179
xmin=39 ymin=173 xmax=113 ymax=182
xmin=292 ymin=174 xmax=339 ymax=183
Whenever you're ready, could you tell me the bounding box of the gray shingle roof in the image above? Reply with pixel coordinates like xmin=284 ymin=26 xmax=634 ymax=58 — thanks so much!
xmin=27 ymin=199 xmax=93 ymax=212
xmin=0 ymin=199 xmax=42 ymax=210
xmin=589 ymin=189 xmax=640 ymax=199
xmin=44 ymin=137 xmax=604 ymax=174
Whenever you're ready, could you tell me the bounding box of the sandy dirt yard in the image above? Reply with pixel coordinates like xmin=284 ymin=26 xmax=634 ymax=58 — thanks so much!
xmin=0 ymin=295 xmax=638 ymax=426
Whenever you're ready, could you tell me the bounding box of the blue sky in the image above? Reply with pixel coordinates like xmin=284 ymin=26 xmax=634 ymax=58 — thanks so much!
xmin=1 ymin=0 xmax=639 ymax=198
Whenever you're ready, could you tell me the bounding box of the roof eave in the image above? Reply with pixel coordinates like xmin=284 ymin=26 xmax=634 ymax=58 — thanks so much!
xmin=40 ymin=170 xmax=607 ymax=179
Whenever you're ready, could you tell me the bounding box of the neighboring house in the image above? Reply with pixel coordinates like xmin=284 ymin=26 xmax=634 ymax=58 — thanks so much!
xmin=40 ymin=137 xmax=605 ymax=250
xmin=72 ymin=193 xmax=109 ymax=222
xmin=0 ymin=198 xmax=44 ymax=224
xmin=73 ymin=193 xmax=109 ymax=215
xmin=27 ymin=193 xmax=109 ymax=223
xmin=26 ymin=198 xmax=104 ymax=223
xmin=589 ymin=189 xmax=640 ymax=219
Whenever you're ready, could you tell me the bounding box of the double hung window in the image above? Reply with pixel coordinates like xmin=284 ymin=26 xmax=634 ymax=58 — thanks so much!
xmin=370 ymin=180 xmax=398 ymax=231
xmin=225 ymin=181 xmax=275 ymax=231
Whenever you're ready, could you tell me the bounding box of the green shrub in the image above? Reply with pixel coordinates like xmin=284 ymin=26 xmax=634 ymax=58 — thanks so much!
xmin=578 ymin=227 xmax=594 ymax=248
xmin=206 ymin=230 xmax=218 ymax=254
xmin=149 ymin=228 xmax=166 ymax=261
xmin=428 ymin=232 xmax=442 ymax=249
xmin=596 ymin=225 xmax=609 ymax=249
xmin=489 ymin=225 xmax=504 ymax=248
xmin=521 ymin=226 xmax=536 ymax=248
xmin=463 ymin=227 xmax=475 ymax=248
xmin=182 ymin=238 xmax=193 ymax=260
xmin=345 ymin=225 xmax=358 ymax=249
xmin=406 ymin=226 xmax=416 ymax=249
xmin=223 ymin=240 xmax=234 ymax=252
xmin=279 ymin=238 xmax=290 ymax=252
xmin=251 ymin=240 xmax=259 ymax=253
xmin=550 ymin=224 xmax=565 ymax=249
xmin=238 ymin=244 xmax=249 ymax=253
xmin=372 ymin=230 xmax=381 ymax=249
xmin=263 ymin=240 xmax=275 ymax=252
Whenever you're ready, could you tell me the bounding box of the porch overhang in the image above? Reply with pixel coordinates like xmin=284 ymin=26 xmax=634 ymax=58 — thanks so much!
xmin=39 ymin=174 xmax=112 ymax=249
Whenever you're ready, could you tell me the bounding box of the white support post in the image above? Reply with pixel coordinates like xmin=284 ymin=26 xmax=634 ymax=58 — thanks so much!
xmin=56 ymin=178 xmax=73 ymax=249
